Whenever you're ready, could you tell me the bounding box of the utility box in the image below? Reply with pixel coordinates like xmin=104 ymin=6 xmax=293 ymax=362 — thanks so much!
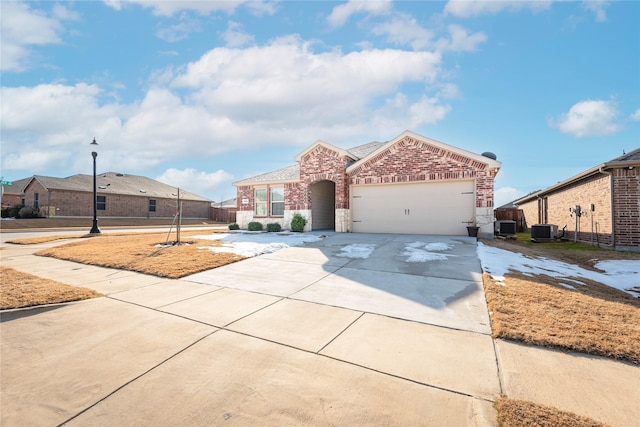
xmin=531 ymin=224 xmax=558 ymax=242
xmin=494 ymin=220 xmax=517 ymax=236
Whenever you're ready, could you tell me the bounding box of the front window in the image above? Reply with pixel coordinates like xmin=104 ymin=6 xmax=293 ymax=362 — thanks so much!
xmin=270 ymin=187 xmax=284 ymax=216
xmin=255 ymin=189 xmax=267 ymax=216
xmin=149 ymin=199 xmax=156 ymax=212
xmin=97 ymin=196 xmax=106 ymax=211
xmin=34 ymin=193 xmax=39 ymax=209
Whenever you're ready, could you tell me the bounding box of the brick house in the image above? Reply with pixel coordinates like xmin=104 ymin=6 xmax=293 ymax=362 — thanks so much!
xmin=233 ymin=130 xmax=502 ymax=237
xmin=1 ymin=177 xmax=31 ymax=209
xmin=514 ymin=148 xmax=640 ymax=251
xmin=17 ymin=173 xmax=211 ymax=219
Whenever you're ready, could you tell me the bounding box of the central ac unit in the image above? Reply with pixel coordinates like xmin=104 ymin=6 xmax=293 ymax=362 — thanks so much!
xmin=494 ymin=220 xmax=517 ymax=236
xmin=531 ymin=224 xmax=558 ymax=242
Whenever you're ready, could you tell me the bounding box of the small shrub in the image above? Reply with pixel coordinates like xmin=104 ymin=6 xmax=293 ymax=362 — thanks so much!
xmin=1 ymin=207 xmax=10 ymax=218
xmin=17 ymin=206 xmax=40 ymax=218
xmin=247 ymin=221 xmax=263 ymax=231
xmin=228 ymin=223 xmax=240 ymax=230
xmin=266 ymin=223 xmax=282 ymax=232
xmin=290 ymin=213 xmax=307 ymax=232
xmin=7 ymin=204 xmax=24 ymax=218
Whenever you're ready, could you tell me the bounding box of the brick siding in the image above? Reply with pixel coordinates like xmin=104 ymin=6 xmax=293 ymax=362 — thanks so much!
xmin=518 ymin=171 xmax=635 ymax=248
xmin=236 ymin=135 xmax=497 ymax=232
xmin=22 ymin=184 xmax=209 ymax=219
xmin=349 ymin=136 xmax=496 ymax=208
xmin=613 ymin=167 xmax=640 ymax=248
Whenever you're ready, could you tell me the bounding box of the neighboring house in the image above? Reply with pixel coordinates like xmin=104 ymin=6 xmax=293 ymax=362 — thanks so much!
xmin=18 ymin=172 xmax=211 ymax=219
xmin=233 ymin=130 xmax=502 ymax=237
xmin=514 ymin=148 xmax=640 ymax=251
xmin=216 ymin=197 xmax=238 ymax=211
xmin=1 ymin=177 xmax=31 ymax=208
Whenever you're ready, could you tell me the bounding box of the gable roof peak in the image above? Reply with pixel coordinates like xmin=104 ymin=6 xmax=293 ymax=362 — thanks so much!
xmin=346 ymin=130 xmax=502 ymax=173
xmin=294 ymin=140 xmax=352 ymax=162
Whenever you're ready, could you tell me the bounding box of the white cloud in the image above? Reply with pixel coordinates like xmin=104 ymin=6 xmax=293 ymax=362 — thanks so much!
xmin=171 ymin=36 xmax=445 ymax=130
xmin=494 ymin=187 xmax=526 ymax=208
xmin=550 ymin=100 xmax=621 ymax=137
xmin=1 ymin=36 xmax=452 ymax=178
xmin=583 ymin=1 xmax=609 ymax=22
xmin=156 ymin=14 xmax=202 ymax=42
xmin=0 ymin=1 xmax=77 ymax=72
xmin=444 ymin=0 xmax=552 ymax=18
xmin=0 ymin=83 xmax=119 ymax=143
xmin=371 ymin=12 xmax=434 ymax=50
xmin=222 ymin=21 xmax=255 ymax=47
xmin=374 ymin=94 xmax=451 ymax=130
xmin=630 ymin=109 xmax=640 ymax=122
xmin=156 ymin=168 xmax=234 ymax=200
xmin=371 ymin=14 xmax=485 ymax=53
xmin=327 ymin=0 xmax=392 ymax=28
xmin=439 ymin=25 xmax=487 ymax=52
xmin=103 ymin=0 xmax=271 ymax=17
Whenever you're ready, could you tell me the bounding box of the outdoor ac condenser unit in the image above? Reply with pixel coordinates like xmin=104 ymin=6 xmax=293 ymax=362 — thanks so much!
xmin=494 ymin=220 xmax=517 ymax=236
xmin=531 ymin=224 xmax=558 ymax=242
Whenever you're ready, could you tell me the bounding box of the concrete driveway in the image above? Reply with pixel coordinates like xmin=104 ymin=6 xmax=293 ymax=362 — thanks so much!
xmin=1 ymin=232 xmax=500 ymax=426
xmin=186 ymin=233 xmax=491 ymax=334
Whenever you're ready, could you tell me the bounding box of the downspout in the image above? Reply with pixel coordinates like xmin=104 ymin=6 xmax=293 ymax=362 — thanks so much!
xmin=599 ymin=167 xmax=614 ymax=248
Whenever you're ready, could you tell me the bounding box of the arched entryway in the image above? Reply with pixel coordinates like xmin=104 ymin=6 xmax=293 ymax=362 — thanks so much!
xmin=310 ymin=180 xmax=336 ymax=230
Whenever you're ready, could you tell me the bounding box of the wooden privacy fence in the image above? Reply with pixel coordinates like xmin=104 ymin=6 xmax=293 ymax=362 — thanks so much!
xmin=494 ymin=208 xmax=526 ymax=231
xmin=210 ymin=207 xmax=236 ymax=223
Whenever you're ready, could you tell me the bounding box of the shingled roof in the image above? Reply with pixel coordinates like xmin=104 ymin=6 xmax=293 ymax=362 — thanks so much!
xmin=234 ymin=140 xmax=385 ymax=186
xmin=26 ymin=172 xmax=210 ymax=202
xmin=1 ymin=177 xmax=32 ymax=195
xmin=515 ymin=146 xmax=640 ymax=205
xmin=610 ymin=147 xmax=640 ymax=163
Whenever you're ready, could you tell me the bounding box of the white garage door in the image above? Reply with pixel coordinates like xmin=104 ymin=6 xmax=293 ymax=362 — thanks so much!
xmin=351 ymin=180 xmax=475 ymax=235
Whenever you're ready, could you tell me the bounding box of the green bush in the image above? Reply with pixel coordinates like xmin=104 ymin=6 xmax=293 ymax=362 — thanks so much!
xmin=6 ymin=204 xmax=24 ymax=218
xmin=1 ymin=207 xmax=10 ymax=218
xmin=18 ymin=206 xmax=40 ymax=218
xmin=290 ymin=213 xmax=307 ymax=232
xmin=247 ymin=221 xmax=263 ymax=231
xmin=228 ymin=223 xmax=240 ymax=230
xmin=266 ymin=223 xmax=282 ymax=232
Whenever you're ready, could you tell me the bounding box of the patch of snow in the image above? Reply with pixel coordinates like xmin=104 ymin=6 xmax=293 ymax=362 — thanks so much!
xmin=193 ymin=232 xmax=323 ymax=258
xmin=336 ymin=244 xmax=376 ymax=259
xmin=557 ymin=283 xmax=576 ymax=290
xmin=402 ymin=241 xmax=453 ymax=262
xmin=477 ymin=242 xmax=640 ymax=297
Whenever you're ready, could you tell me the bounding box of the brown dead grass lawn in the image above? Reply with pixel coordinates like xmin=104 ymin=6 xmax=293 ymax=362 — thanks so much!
xmin=35 ymin=231 xmax=245 ymax=279
xmin=495 ymin=397 xmax=610 ymax=427
xmin=1 ymin=266 xmax=101 ymax=309
xmin=482 ymin=238 xmax=640 ymax=365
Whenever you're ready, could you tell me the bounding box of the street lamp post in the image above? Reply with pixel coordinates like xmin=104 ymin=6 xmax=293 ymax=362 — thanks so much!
xmin=89 ymin=138 xmax=101 ymax=235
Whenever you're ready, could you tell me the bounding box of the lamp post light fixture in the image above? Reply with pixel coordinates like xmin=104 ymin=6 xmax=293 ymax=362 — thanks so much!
xmin=89 ymin=137 xmax=101 ymax=235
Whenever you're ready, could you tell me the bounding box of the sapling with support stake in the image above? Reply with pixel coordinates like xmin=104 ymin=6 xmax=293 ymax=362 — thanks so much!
xmin=165 ymin=188 xmax=183 ymax=245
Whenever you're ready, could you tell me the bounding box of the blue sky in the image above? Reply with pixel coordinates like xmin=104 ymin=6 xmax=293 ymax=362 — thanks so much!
xmin=1 ymin=0 xmax=639 ymax=206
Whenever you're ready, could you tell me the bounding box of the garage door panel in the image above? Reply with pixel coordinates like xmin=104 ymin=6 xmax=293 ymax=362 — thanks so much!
xmin=351 ymin=180 xmax=474 ymax=235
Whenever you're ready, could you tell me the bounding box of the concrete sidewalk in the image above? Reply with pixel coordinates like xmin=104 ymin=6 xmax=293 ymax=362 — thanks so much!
xmin=1 ymin=234 xmax=638 ymax=426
